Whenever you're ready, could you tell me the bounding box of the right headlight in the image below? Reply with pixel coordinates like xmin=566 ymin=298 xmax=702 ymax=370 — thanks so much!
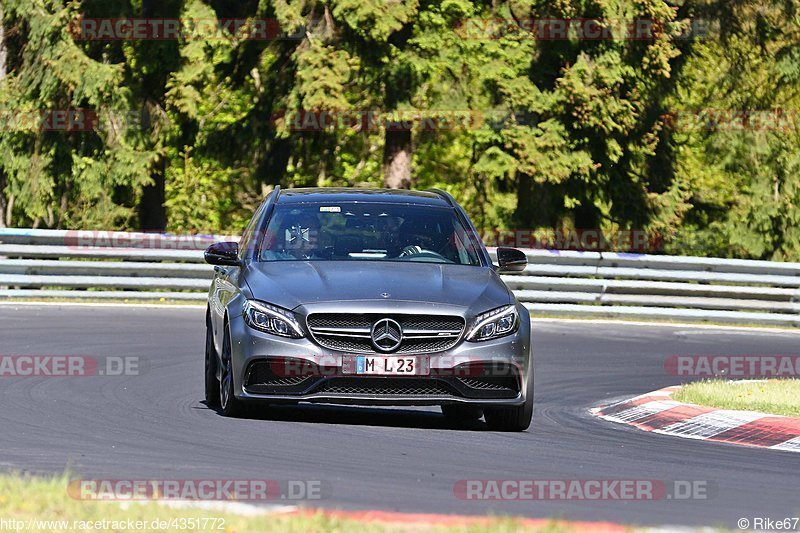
xmin=466 ymin=305 xmax=519 ymax=342
xmin=243 ymin=300 xmax=304 ymax=338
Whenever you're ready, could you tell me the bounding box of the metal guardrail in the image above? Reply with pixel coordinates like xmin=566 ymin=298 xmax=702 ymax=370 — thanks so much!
xmin=1 ymin=228 xmax=799 ymax=326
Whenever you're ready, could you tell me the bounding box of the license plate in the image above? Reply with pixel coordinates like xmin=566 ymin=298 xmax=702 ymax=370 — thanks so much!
xmin=342 ymin=356 xmax=429 ymax=375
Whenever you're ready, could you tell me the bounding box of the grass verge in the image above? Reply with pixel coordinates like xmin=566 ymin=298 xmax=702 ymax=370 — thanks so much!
xmin=673 ymin=379 xmax=800 ymax=416
xmin=0 ymin=473 xmax=582 ymax=532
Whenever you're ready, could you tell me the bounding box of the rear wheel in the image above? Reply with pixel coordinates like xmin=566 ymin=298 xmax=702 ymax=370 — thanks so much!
xmin=219 ymin=325 xmax=246 ymax=418
xmin=204 ymin=316 xmax=220 ymax=408
xmin=484 ymin=374 xmax=533 ymax=432
xmin=441 ymin=404 xmax=484 ymax=422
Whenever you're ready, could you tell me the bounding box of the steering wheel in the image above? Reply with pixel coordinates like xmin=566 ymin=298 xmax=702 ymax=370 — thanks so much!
xmin=398 ymin=245 xmax=449 ymax=262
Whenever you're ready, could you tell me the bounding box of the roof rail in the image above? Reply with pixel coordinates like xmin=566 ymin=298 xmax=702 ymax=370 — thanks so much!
xmin=426 ymin=188 xmax=456 ymax=207
xmin=273 ymin=184 xmax=281 ymax=200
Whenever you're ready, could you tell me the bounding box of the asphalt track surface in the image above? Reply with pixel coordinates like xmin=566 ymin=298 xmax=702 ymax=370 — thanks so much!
xmin=1 ymin=304 xmax=799 ymax=528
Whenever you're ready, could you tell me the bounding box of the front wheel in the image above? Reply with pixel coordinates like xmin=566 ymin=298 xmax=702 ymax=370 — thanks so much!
xmin=204 ymin=318 xmax=220 ymax=408
xmin=484 ymin=375 xmax=533 ymax=432
xmin=219 ymin=326 xmax=246 ymax=418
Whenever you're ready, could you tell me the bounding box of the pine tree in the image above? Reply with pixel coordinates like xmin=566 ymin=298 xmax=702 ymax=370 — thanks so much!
xmin=0 ymin=0 xmax=157 ymax=229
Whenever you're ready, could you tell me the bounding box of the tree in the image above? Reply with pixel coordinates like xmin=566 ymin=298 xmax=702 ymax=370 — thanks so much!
xmin=667 ymin=0 xmax=800 ymax=259
xmin=0 ymin=4 xmax=8 ymax=227
xmin=0 ymin=0 xmax=157 ymax=229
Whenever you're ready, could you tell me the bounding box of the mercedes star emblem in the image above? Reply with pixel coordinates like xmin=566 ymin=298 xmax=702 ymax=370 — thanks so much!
xmin=370 ymin=318 xmax=403 ymax=352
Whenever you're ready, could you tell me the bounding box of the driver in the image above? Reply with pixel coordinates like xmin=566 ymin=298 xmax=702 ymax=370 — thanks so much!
xmin=397 ymin=218 xmax=448 ymax=257
xmin=278 ymin=212 xmax=322 ymax=260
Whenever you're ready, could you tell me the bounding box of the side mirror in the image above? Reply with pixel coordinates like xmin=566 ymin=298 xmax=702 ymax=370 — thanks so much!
xmin=204 ymin=242 xmax=241 ymax=266
xmin=496 ymin=247 xmax=527 ymax=273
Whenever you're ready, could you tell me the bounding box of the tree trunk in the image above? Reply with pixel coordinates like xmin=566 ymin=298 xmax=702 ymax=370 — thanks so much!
xmin=515 ymin=172 xmax=534 ymax=226
xmin=136 ymin=0 xmax=171 ymax=231
xmin=0 ymin=7 xmax=7 ymax=228
xmin=5 ymin=194 xmax=13 ymax=227
xmin=382 ymin=129 xmax=412 ymax=189
xmin=0 ymin=6 xmax=6 ymax=80
xmin=0 ymin=172 xmax=6 ymax=229
xmin=139 ymin=158 xmax=167 ymax=231
xmin=516 ymin=175 xmax=564 ymax=229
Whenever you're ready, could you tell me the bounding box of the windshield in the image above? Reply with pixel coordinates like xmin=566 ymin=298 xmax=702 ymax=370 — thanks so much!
xmin=257 ymin=202 xmax=483 ymax=266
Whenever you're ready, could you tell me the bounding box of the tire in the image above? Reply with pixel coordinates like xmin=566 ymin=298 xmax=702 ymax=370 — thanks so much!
xmin=219 ymin=324 xmax=247 ymax=418
xmin=441 ymin=404 xmax=484 ymax=421
xmin=204 ymin=316 xmax=221 ymax=408
xmin=484 ymin=373 xmax=533 ymax=432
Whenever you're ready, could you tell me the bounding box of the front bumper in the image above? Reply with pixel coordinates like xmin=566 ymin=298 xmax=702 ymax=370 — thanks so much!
xmin=227 ymin=304 xmax=532 ymax=407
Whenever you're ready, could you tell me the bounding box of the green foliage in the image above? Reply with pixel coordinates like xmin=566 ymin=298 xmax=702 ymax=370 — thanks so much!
xmin=0 ymin=0 xmax=155 ymax=229
xmin=161 ymin=0 xmax=259 ymax=232
xmin=0 ymin=0 xmax=798 ymax=262
xmin=164 ymin=145 xmax=239 ymax=233
xmin=331 ymin=0 xmax=420 ymax=41
xmin=666 ymin=0 xmax=800 ymax=259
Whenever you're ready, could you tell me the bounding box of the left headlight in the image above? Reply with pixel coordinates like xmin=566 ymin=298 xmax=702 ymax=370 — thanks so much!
xmin=466 ymin=305 xmax=519 ymax=342
xmin=243 ymin=300 xmax=304 ymax=339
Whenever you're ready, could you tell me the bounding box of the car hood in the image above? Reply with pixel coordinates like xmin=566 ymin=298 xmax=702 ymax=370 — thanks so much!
xmin=242 ymin=261 xmax=512 ymax=312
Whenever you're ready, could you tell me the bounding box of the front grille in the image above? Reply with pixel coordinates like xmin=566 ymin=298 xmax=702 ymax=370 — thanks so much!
xmin=306 ymin=313 xmax=465 ymax=354
xmin=308 ymin=337 xmax=371 ymax=353
xmin=401 ymin=317 xmax=464 ymax=330
xmin=397 ymin=339 xmax=458 ymax=354
xmin=306 ymin=314 xmax=372 ymax=329
xmin=242 ymin=359 xmax=521 ymax=400
xmin=317 ymin=377 xmax=455 ymax=396
xmin=242 ymin=361 xmax=520 ymax=399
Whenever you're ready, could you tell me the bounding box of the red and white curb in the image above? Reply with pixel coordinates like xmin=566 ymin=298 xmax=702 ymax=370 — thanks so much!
xmin=591 ymin=386 xmax=800 ymax=452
